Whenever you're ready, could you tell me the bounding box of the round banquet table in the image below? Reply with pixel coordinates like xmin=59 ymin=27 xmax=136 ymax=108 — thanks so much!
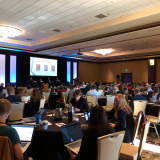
xmin=28 ymin=112 xmax=86 ymax=160
xmin=49 ymin=93 xmax=59 ymax=109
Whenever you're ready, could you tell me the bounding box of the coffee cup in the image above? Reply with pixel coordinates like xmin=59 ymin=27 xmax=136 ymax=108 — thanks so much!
xmin=42 ymin=120 xmax=48 ymax=130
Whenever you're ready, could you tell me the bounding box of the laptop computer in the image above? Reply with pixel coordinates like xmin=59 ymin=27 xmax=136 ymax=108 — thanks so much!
xmin=61 ymin=122 xmax=82 ymax=154
xmin=22 ymin=117 xmax=36 ymax=123
xmin=11 ymin=125 xmax=34 ymax=153
xmin=84 ymin=111 xmax=90 ymax=124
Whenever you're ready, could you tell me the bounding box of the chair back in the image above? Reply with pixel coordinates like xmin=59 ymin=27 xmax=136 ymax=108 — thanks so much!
xmin=61 ymin=92 xmax=68 ymax=105
xmin=39 ymin=98 xmax=45 ymax=109
xmin=106 ymin=95 xmax=115 ymax=111
xmin=98 ymin=90 xmax=103 ymax=95
xmin=48 ymin=88 xmax=51 ymax=93
xmin=132 ymin=112 xmax=142 ymax=145
xmin=21 ymin=96 xmax=31 ymax=102
xmin=138 ymin=119 xmax=150 ymax=157
xmin=9 ymin=102 xmax=25 ymax=121
xmin=86 ymin=95 xmax=97 ymax=107
xmin=42 ymin=92 xmax=50 ymax=101
xmin=148 ymin=91 xmax=153 ymax=98
xmin=133 ymin=100 xmax=147 ymax=116
xmin=26 ymin=89 xmax=33 ymax=96
xmin=124 ymin=89 xmax=128 ymax=95
xmin=97 ymin=131 xmax=125 ymax=160
xmin=0 ymin=136 xmax=14 ymax=160
xmin=67 ymin=88 xmax=70 ymax=92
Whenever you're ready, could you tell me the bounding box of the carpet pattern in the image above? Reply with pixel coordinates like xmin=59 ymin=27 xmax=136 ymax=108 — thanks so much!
xmin=120 ymin=132 xmax=160 ymax=160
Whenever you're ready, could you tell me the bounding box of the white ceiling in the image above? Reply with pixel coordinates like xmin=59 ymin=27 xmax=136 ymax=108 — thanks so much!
xmin=1 ymin=0 xmax=160 ymax=62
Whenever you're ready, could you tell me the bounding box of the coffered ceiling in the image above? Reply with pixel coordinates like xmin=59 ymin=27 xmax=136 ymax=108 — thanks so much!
xmin=1 ymin=0 xmax=160 ymax=62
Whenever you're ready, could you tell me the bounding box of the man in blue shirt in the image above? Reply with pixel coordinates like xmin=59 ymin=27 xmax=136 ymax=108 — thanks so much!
xmin=129 ymin=88 xmax=146 ymax=111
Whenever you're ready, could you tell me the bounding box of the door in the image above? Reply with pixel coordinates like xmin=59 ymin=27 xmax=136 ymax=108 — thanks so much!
xmin=121 ymin=73 xmax=132 ymax=83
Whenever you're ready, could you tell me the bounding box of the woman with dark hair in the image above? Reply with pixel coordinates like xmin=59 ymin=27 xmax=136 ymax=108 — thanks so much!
xmin=25 ymin=89 xmax=43 ymax=117
xmin=70 ymin=89 xmax=89 ymax=112
xmin=110 ymin=94 xmax=134 ymax=143
xmin=117 ymin=85 xmax=124 ymax=94
xmin=68 ymin=106 xmax=115 ymax=160
xmin=57 ymin=85 xmax=67 ymax=102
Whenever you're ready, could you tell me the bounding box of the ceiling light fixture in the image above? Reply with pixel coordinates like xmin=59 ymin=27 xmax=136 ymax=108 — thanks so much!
xmin=94 ymin=49 xmax=113 ymax=55
xmin=0 ymin=25 xmax=22 ymax=38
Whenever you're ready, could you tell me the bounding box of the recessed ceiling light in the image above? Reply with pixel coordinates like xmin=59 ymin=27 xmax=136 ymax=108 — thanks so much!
xmin=144 ymin=39 xmax=145 ymax=41
xmin=123 ymin=59 xmax=124 ymax=60
xmin=75 ymin=24 xmax=77 ymax=25
xmin=38 ymin=12 xmax=41 ymax=14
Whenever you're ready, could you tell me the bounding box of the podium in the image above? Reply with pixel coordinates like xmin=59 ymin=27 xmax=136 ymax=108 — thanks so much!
xmin=73 ymin=79 xmax=80 ymax=86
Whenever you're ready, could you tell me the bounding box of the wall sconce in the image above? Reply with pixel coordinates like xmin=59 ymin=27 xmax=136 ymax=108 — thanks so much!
xmin=149 ymin=59 xmax=155 ymax=66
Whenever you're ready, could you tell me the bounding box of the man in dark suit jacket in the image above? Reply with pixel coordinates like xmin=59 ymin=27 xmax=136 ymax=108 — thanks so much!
xmin=85 ymin=83 xmax=92 ymax=93
xmin=129 ymin=88 xmax=146 ymax=111
xmin=5 ymin=86 xmax=22 ymax=103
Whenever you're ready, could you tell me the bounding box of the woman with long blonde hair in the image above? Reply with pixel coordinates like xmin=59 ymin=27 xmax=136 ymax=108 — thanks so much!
xmin=110 ymin=94 xmax=134 ymax=143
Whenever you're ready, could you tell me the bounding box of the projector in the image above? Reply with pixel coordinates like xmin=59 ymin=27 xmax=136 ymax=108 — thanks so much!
xmin=77 ymin=49 xmax=83 ymax=55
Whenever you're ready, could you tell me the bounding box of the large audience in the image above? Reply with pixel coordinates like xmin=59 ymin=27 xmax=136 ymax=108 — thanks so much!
xmin=0 ymin=79 xmax=158 ymax=160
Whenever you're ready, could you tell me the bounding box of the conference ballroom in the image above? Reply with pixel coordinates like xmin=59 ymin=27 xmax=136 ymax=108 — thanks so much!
xmin=1 ymin=0 xmax=160 ymax=160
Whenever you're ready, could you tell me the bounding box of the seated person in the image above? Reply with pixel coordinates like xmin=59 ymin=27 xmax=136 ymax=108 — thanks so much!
xmin=112 ymin=84 xmax=119 ymax=95
xmin=110 ymin=94 xmax=134 ymax=143
xmin=0 ymin=83 xmax=10 ymax=98
xmin=5 ymin=86 xmax=21 ymax=103
xmin=129 ymin=88 xmax=146 ymax=111
xmin=41 ymin=84 xmax=49 ymax=92
xmin=126 ymin=84 xmax=132 ymax=94
xmin=56 ymin=78 xmax=60 ymax=86
xmin=117 ymin=85 xmax=124 ymax=94
xmin=86 ymin=84 xmax=100 ymax=103
xmin=147 ymin=85 xmax=153 ymax=92
xmin=0 ymin=99 xmax=23 ymax=160
xmin=25 ymin=89 xmax=43 ymax=117
xmin=68 ymin=106 xmax=115 ymax=160
xmin=0 ymin=83 xmax=4 ymax=92
xmin=12 ymin=84 xmax=18 ymax=95
xmin=98 ymin=82 xmax=104 ymax=90
xmin=85 ymin=83 xmax=92 ymax=93
xmin=152 ymin=88 xmax=159 ymax=101
xmin=70 ymin=89 xmax=89 ymax=113
xmin=68 ymin=84 xmax=76 ymax=103
xmin=57 ymin=85 xmax=67 ymax=102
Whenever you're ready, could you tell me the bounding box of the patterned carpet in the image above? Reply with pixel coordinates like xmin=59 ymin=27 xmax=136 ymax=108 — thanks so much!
xmin=137 ymin=132 xmax=160 ymax=160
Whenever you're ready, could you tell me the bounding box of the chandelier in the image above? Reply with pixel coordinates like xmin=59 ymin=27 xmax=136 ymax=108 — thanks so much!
xmin=0 ymin=25 xmax=22 ymax=38
xmin=94 ymin=49 xmax=113 ymax=55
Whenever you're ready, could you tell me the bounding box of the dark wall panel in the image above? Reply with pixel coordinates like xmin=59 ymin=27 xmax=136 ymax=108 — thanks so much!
xmin=0 ymin=49 xmax=78 ymax=86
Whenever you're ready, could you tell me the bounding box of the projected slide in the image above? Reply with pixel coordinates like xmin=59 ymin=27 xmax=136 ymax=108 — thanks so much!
xmin=30 ymin=57 xmax=57 ymax=76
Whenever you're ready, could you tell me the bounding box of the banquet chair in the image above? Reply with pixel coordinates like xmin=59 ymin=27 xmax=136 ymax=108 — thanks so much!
xmin=9 ymin=102 xmax=25 ymax=121
xmin=0 ymin=136 xmax=14 ymax=160
xmin=48 ymin=88 xmax=51 ymax=93
xmin=26 ymin=89 xmax=33 ymax=96
xmin=98 ymin=90 xmax=103 ymax=95
xmin=42 ymin=92 xmax=50 ymax=102
xmin=146 ymin=110 xmax=160 ymax=138
xmin=57 ymin=92 xmax=68 ymax=108
xmin=131 ymin=112 xmax=142 ymax=145
xmin=21 ymin=96 xmax=31 ymax=102
xmin=105 ymin=95 xmax=115 ymax=112
xmin=42 ymin=91 xmax=50 ymax=109
xmin=86 ymin=95 xmax=97 ymax=110
xmin=133 ymin=100 xmax=147 ymax=117
xmin=97 ymin=131 xmax=125 ymax=160
xmin=120 ymin=119 xmax=150 ymax=160
xmin=39 ymin=98 xmax=45 ymax=109
xmin=67 ymin=88 xmax=70 ymax=92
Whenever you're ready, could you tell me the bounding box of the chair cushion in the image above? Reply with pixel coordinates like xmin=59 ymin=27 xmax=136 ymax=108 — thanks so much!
xmin=120 ymin=143 xmax=138 ymax=160
xmin=146 ymin=115 xmax=160 ymax=124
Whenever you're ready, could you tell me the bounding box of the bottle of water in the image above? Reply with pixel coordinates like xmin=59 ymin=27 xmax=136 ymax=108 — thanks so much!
xmin=35 ymin=112 xmax=41 ymax=126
